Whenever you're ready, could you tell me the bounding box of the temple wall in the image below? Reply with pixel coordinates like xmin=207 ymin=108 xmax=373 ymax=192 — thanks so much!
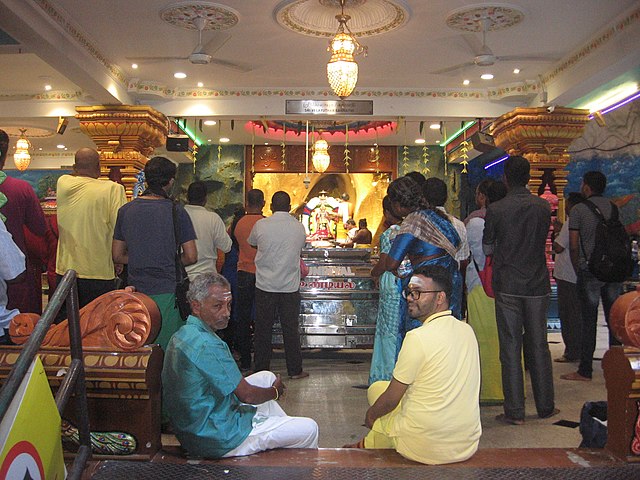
xmin=565 ymin=101 xmax=640 ymax=234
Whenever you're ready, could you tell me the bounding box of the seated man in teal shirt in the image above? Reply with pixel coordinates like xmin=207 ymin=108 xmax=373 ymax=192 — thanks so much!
xmin=162 ymin=272 xmax=319 ymax=458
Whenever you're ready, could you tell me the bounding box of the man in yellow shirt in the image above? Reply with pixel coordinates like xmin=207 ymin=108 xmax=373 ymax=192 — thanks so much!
xmin=350 ymin=264 xmax=481 ymax=464
xmin=55 ymin=148 xmax=127 ymax=318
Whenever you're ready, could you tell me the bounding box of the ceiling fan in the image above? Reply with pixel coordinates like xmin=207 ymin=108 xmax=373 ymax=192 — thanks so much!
xmin=431 ymin=17 xmax=556 ymax=75
xmin=126 ymin=16 xmax=251 ymax=72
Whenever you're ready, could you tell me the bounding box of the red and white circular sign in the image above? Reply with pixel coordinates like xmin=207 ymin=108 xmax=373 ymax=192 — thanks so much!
xmin=0 ymin=441 xmax=45 ymax=480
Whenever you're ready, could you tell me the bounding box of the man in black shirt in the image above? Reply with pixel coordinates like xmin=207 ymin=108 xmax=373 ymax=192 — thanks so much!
xmin=483 ymin=156 xmax=557 ymax=425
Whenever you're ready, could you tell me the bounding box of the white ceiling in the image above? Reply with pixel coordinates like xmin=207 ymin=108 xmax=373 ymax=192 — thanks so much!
xmin=0 ymin=0 xmax=639 ymax=163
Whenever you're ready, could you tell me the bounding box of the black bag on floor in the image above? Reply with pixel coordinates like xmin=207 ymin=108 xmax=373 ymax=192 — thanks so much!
xmin=579 ymin=401 xmax=608 ymax=448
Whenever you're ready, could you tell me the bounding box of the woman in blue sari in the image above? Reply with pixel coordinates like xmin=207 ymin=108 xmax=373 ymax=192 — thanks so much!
xmin=382 ymin=177 xmax=462 ymax=336
xmin=369 ymin=196 xmax=405 ymax=384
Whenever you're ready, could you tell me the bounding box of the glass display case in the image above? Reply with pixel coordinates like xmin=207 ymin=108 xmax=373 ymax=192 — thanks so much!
xmin=272 ymin=247 xmax=378 ymax=349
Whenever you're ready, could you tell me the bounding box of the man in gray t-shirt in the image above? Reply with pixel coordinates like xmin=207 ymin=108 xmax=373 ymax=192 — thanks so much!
xmin=562 ymin=171 xmax=622 ymax=382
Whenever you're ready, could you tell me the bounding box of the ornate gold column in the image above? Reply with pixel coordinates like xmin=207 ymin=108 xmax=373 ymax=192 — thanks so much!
xmin=76 ymin=106 xmax=168 ymax=199
xmin=490 ymin=107 xmax=590 ymax=217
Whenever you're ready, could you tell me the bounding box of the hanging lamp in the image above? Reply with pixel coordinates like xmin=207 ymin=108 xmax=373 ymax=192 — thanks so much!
xmin=327 ymin=0 xmax=367 ymax=100
xmin=13 ymin=129 xmax=31 ymax=171
xmin=312 ymin=138 xmax=330 ymax=173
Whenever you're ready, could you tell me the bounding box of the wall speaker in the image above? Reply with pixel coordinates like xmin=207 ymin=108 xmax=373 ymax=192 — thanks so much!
xmin=56 ymin=116 xmax=69 ymax=135
xmin=166 ymin=135 xmax=190 ymax=152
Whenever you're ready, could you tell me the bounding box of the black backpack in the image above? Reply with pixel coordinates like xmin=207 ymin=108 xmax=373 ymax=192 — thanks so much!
xmin=581 ymin=199 xmax=633 ymax=282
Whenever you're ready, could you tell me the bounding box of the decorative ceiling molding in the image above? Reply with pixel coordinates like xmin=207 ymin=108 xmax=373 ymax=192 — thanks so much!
xmin=275 ymin=0 xmax=409 ymax=38
xmin=126 ymin=79 xmax=538 ymax=101
xmin=446 ymin=4 xmax=525 ymax=32
xmin=542 ymin=7 xmax=640 ymax=86
xmin=0 ymin=90 xmax=83 ymax=102
xmin=33 ymin=0 xmax=127 ymax=85
xmin=160 ymin=2 xmax=239 ymax=30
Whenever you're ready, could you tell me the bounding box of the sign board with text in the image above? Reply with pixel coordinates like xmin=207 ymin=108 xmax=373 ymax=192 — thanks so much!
xmin=286 ymin=100 xmax=373 ymax=116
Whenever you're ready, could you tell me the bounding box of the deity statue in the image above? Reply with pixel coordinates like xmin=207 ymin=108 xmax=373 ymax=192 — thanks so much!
xmin=302 ymin=191 xmax=341 ymax=239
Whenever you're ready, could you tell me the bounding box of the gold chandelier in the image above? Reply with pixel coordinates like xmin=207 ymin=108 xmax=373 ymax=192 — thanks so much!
xmin=13 ymin=129 xmax=31 ymax=171
xmin=312 ymin=138 xmax=330 ymax=173
xmin=327 ymin=0 xmax=367 ymax=100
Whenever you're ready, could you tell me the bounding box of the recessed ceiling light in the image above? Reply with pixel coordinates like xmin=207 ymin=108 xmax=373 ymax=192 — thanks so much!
xmin=203 ymin=120 xmax=216 ymax=126
xmin=414 ymin=138 xmax=426 ymax=144
xmin=131 ymin=63 xmax=138 ymax=69
xmin=219 ymin=137 xmax=230 ymax=143
xmin=197 ymin=82 xmax=204 ymax=88
xmin=57 ymin=144 xmax=65 ymax=149
xmin=429 ymin=123 xmax=440 ymax=130
xmin=174 ymin=72 xmax=187 ymax=79
xmin=463 ymin=79 xmax=470 ymax=86
xmin=435 ymin=140 xmax=441 ymax=144
xmin=38 ymin=147 xmax=42 ymax=151
xmin=207 ymin=138 xmax=212 ymax=142
xmin=481 ymin=73 xmax=494 ymax=80
xmin=44 ymin=84 xmax=52 ymax=91
xmin=264 ymin=142 xmax=269 ymax=145
xmin=513 ymin=68 xmax=520 ymax=74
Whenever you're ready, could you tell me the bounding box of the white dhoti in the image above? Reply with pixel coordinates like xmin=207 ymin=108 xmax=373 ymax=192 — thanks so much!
xmin=222 ymin=371 xmax=319 ymax=457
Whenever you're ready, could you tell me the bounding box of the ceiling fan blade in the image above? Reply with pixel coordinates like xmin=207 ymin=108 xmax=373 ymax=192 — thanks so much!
xmin=496 ymin=55 xmax=559 ymax=63
xmin=201 ymin=32 xmax=232 ymax=56
xmin=461 ymin=33 xmax=484 ymax=56
xmin=209 ymin=58 xmax=252 ymax=72
xmin=126 ymin=56 xmax=188 ymax=64
xmin=430 ymin=61 xmax=474 ymax=75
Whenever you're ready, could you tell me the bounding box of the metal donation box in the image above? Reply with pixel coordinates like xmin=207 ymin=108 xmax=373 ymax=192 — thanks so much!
xmin=272 ymin=248 xmax=378 ymax=349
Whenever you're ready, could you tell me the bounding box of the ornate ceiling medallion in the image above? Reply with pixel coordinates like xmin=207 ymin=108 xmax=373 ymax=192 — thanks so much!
xmin=0 ymin=126 xmax=53 ymax=138
xmin=275 ymin=0 xmax=409 ymax=38
xmin=160 ymin=2 xmax=239 ymax=30
xmin=446 ymin=4 xmax=525 ymax=32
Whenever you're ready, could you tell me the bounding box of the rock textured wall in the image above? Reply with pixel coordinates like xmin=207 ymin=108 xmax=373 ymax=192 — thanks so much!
xmin=174 ymin=144 xmax=245 ymax=225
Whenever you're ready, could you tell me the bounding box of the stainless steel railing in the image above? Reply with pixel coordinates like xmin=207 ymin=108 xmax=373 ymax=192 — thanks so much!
xmin=0 ymin=270 xmax=90 ymax=480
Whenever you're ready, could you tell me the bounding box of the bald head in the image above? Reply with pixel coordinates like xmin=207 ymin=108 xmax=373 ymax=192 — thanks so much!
xmin=74 ymin=148 xmax=100 ymax=178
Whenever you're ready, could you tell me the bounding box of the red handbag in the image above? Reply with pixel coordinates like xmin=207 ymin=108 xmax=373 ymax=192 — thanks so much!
xmin=473 ymin=255 xmax=495 ymax=298
xmin=300 ymin=257 xmax=309 ymax=279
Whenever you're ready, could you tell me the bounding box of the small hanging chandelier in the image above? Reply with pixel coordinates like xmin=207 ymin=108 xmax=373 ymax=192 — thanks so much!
xmin=327 ymin=0 xmax=367 ymax=100
xmin=13 ymin=129 xmax=31 ymax=171
xmin=312 ymin=138 xmax=330 ymax=173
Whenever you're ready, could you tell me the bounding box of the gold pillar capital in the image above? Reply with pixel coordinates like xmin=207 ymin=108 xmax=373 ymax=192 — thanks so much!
xmin=490 ymin=106 xmax=590 ymax=168
xmin=76 ymin=105 xmax=169 ymax=198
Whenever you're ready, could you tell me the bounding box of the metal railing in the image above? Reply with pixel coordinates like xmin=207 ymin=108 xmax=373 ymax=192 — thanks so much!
xmin=0 ymin=270 xmax=90 ymax=480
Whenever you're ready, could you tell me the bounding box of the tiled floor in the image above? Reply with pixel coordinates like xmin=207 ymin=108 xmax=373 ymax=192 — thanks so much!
xmin=163 ymin=316 xmax=612 ymax=450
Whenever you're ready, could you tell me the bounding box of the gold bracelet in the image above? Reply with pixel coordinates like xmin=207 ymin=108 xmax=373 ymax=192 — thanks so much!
xmin=272 ymin=385 xmax=279 ymax=401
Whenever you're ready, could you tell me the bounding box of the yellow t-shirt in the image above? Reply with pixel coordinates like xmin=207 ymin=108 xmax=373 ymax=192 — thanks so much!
xmin=390 ymin=310 xmax=481 ymax=464
xmin=55 ymin=175 xmax=127 ymax=279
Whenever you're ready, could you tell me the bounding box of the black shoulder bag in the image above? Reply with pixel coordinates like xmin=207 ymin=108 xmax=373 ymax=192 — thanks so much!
xmin=172 ymin=203 xmax=191 ymax=320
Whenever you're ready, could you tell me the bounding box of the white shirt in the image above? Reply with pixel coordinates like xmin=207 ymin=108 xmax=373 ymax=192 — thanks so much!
xmin=248 ymin=211 xmax=307 ymax=293
xmin=184 ymin=204 xmax=232 ymax=281
xmin=0 ymin=222 xmax=26 ymax=329
xmin=465 ymin=217 xmax=485 ymax=292
xmin=553 ymin=221 xmax=576 ymax=283
xmin=437 ymin=206 xmax=470 ymax=264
